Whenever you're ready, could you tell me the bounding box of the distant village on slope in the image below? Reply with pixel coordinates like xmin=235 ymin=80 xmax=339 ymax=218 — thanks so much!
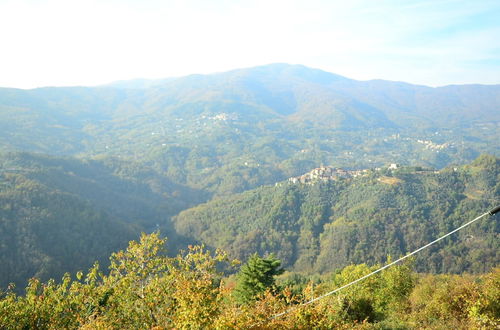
xmin=287 ymin=166 xmax=371 ymax=184
xmin=286 ymin=163 xmax=440 ymax=185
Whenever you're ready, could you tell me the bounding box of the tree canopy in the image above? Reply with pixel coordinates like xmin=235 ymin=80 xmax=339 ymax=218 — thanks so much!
xmin=0 ymin=233 xmax=498 ymax=329
xmin=234 ymin=253 xmax=284 ymax=304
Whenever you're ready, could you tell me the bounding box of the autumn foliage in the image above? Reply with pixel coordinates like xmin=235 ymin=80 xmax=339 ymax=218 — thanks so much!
xmin=0 ymin=233 xmax=498 ymax=329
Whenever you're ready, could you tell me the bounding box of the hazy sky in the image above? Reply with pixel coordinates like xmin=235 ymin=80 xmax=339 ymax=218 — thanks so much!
xmin=1 ymin=0 xmax=499 ymax=88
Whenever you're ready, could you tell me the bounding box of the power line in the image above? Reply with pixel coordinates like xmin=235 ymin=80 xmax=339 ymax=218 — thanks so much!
xmin=266 ymin=205 xmax=499 ymax=322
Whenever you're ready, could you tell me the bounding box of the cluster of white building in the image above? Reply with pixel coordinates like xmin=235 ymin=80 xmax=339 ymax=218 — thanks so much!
xmin=416 ymin=139 xmax=450 ymax=150
xmin=288 ymin=166 xmax=369 ymax=184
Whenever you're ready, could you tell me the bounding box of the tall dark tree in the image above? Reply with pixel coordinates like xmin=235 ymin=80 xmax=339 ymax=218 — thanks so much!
xmin=234 ymin=253 xmax=284 ymax=304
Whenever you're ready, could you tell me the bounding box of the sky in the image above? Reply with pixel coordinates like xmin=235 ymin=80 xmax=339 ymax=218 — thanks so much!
xmin=0 ymin=0 xmax=499 ymax=89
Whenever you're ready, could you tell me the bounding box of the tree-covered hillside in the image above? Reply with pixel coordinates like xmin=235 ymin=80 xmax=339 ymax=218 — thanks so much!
xmin=0 ymin=64 xmax=498 ymax=196
xmin=174 ymin=155 xmax=499 ymax=274
xmin=0 ymin=152 xmax=207 ymax=290
xmin=0 ymin=63 xmax=498 ymax=297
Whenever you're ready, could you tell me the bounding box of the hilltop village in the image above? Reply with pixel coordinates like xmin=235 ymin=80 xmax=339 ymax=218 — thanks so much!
xmin=288 ymin=165 xmax=371 ymax=184
xmin=286 ymin=163 xmax=444 ymax=185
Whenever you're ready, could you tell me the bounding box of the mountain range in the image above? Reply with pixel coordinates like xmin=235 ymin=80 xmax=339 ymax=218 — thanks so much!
xmin=1 ymin=63 xmax=499 ymax=152
xmin=0 ymin=63 xmax=498 ymax=289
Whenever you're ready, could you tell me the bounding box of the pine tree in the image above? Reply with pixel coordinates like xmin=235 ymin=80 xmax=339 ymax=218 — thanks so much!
xmin=234 ymin=253 xmax=284 ymax=304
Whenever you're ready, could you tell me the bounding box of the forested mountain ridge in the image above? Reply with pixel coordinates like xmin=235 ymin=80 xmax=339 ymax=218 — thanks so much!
xmin=0 ymin=64 xmax=498 ymax=196
xmin=0 ymin=152 xmax=207 ymax=224
xmin=0 ymin=152 xmax=207 ymax=290
xmin=0 ymin=64 xmax=498 ymax=295
xmin=174 ymin=154 xmax=499 ymax=275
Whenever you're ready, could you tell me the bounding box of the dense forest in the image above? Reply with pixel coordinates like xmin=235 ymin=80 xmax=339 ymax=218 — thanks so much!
xmin=1 ymin=152 xmax=497 ymax=296
xmin=175 ymin=154 xmax=499 ymax=274
xmin=0 ymin=64 xmax=498 ymax=327
xmin=0 ymin=152 xmax=206 ymax=290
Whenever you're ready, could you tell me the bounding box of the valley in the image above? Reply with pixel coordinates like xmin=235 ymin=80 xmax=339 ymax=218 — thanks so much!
xmin=0 ymin=64 xmax=498 ymax=327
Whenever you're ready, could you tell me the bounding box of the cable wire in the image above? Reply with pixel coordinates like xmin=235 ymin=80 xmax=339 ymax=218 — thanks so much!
xmin=265 ymin=206 xmax=499 ymax=322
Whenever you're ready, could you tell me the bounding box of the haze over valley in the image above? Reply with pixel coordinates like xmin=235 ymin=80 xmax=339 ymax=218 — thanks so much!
xmin=1 ymin=63 xmax=498 ymax=287
xmin=0 ymin=1 xmax=499 ymax=327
